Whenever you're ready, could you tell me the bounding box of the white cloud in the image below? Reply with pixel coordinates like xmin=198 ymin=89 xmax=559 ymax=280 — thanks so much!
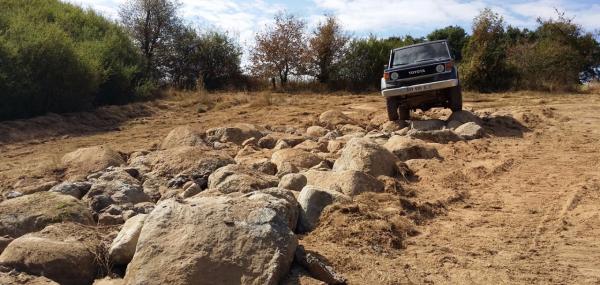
xmin=312 ymin=0 xmax=600 ymax=35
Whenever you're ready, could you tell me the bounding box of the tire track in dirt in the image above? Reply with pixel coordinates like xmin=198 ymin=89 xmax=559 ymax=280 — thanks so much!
xmin=399 ymin=99 xmax=600 ymax=284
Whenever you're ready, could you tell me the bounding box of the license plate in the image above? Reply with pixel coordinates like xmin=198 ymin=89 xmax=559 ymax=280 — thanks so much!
xmin=405 ymin=85 xmax=430 ymax=93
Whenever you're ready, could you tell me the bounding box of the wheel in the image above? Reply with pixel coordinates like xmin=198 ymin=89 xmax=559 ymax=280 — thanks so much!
xmin=449 ymin=85 xmax=462 ymax=112
xmin=386 ymin=97 xmax=399 ymax=121
xmin=398 ymin=107 xmax=410 ymax=121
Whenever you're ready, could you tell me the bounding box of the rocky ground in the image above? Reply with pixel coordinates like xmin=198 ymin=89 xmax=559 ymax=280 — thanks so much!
xmin=0 ymin=91 xmax=599 ymax=285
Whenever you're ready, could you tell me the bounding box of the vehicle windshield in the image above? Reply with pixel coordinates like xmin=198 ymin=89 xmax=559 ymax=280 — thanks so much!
xmin=392 ymin=42 xmax=450 ymax=67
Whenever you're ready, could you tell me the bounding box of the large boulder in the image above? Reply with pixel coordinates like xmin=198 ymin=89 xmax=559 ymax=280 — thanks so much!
xmin=0 ymin=271 xmax=59 ymax=285
xmin=123 ymin=189 xmax=299 ymax=285
xmin=383 ymin=135 xmax=440 ymax=161
xmin=303 ymin=170 xmax=383 ymax=196
xmin=319 ymin=110 xmax=354 ymax=128
xmin=454 ymin=122 xmax=484 ymax=140
xmin=0 ymin=192 xmax=94 ymax=238
xmin=206 ymin=123 xmax=263 ymax=145
xmin=297 ymin=186 xmax=350 ymax=232
xmin=62 ymin=146 xmax=125 ymax=180
xmin=129 ymin=146 xmax=234 ymax=185
xmin=109 ymin=214 xmax=147 ymax=265
xmin=0 ymin=223 xmax=103 ymax=285
xmin=332 ymin=138 xmax=400 ymax=177
xmin=160 ymin=125 xmax=206 ymax=149
xmin=207 ymin=164 xmax=279 ymax=194
xmin=271 ymin=149 xmax=324 ymax=170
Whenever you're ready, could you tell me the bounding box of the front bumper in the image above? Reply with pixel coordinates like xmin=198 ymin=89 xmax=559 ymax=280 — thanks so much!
xmin=381 ymin=79 xmax=458 ymax=97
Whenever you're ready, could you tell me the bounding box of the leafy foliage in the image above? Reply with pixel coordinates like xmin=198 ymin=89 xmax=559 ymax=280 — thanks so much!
xmin=0 ymin=0 xmax=144 ymax=120
xmin=250 ymin=13 xmax=307 ymax=87
xmin=461 ymin=8 xmax=516 ymax=92
xmin=333 ymin=36 xmax=424 ymax=91
xmin=307 ymin=15 xmax=349 ymax=84
xmin=508 ymin=14 xmax=600 ymax=91
xmin=427 ymin=25 xmax=468 ymax=61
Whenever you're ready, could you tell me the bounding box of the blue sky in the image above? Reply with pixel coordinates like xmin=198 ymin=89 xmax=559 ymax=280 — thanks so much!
xmin=66 ymin=0 xmax=600 ymax=46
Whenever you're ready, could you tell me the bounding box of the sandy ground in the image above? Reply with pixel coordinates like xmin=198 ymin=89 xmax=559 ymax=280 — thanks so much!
xmin=1 ymin=91 xmax=599 ymax=284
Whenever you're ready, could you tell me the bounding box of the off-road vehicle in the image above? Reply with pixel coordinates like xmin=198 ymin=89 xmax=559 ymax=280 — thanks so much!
xmin=381 ymin=40 xmax=462 ymax=121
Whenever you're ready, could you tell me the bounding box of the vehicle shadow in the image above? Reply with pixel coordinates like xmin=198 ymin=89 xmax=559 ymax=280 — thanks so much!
xmin=482 ymin=115 xmax=531 ymax=138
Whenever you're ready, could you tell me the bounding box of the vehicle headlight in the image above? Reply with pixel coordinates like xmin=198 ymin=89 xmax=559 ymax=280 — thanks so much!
xmin=391 ymin=72 xmax=399 ymax=80
xmin=436 ymin=64 xmax=445 ymax=73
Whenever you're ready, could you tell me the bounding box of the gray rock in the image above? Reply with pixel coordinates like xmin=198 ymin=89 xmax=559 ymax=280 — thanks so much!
xmin=0 ymin=223 xmax=101 ymax=285
xmin=205 ymin=123 xmax=263 ymax=145
xmin=306 ymin=126 xmax=328 ymax=138
xmin=208 ymin=164 xmax=279 ymax=194
xmin=276 ymin=162 xmax=299 ymax=178
xmin=410 ymin=119 xmax=446 ymax=131
xmin=455 ymin=122 xmax=485 ymax=140
xmin=3 ymin=191 xmax=23 ymax=200
xmin=408 ymin=129 xmax=463 ymax=144
xmin=0 ymin=192 xmax=94 ymax=238
xmin=297 ymin=185 xmax=350 ymax=232
xmin=384 ymin=135 xmax=440 ymax=161
xmin=180 ymin=183 xmax=202 ymax=198
xmin=278 ymin=174 xmax=307 ymax=191
xmin=109 ymin=214 xmax=147 ymax=265
xmin=304 ymin=169 xmax=383 ymax=196
xmin=271 ymin=149 xmax=324 ymax=170
xmin=48 ymin=181 xmax=92 ymax=199
xmin=98 ymin=212 xmax=124 ymax=225
xmin=332 ymin=138 xmax=400 ymax=177
xmin=85 ymin=179 xmax=150 ymax=213
xmin=123 ymin=189 xmax=298 ymax=285
xmin=160 ymin=125 xmax=205 ymax=149
xmin=294 ymin=245 xmax=346 ymax=284
xmin=447 ymin=110 xmax=483 ymax=127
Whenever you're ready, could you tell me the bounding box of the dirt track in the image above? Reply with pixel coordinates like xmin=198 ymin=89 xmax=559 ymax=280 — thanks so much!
xmin=1 ymin=91 xmax=599 ymax=284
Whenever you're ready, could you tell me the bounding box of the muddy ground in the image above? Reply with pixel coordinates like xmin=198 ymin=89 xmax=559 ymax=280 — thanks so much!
xmin=1 ymin=91 xmax=599 ymax=284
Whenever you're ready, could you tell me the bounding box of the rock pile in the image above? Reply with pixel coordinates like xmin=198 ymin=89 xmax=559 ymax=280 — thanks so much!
xmin=0 ymin=109 xmax=486 ymax=284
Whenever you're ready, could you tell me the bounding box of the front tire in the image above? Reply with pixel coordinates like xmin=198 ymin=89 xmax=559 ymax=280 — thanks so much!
xmin=449 ymin=85 xmax=462 ymax=112
xmin=386 ymin=97 xmax=399 ymax=121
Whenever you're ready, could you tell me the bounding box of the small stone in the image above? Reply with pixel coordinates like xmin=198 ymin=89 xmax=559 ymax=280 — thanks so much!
xmin=278 ymin=174 xmax=307 ymax=191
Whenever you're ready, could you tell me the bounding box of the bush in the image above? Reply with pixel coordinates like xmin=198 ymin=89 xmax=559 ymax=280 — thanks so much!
xmin=0 ymin=0 xmax=144 ymax=120
xmin=508 ymin=15 xmax=600 ymax=92
xmin=461 ymin=9 xmax=516 ymax=93
xmin=333 ymin=36 xmax=423 ymax=92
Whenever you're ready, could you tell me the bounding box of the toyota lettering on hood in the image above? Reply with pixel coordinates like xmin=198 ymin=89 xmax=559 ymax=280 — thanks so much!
xmin=409 ymin=69 xmax=426 ymax=75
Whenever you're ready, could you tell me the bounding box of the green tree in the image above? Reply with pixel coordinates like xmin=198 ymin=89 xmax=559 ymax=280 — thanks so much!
xmin=461 ymin=8 xmax=515 ymax=92
xmin=508 ymin=12 xmax=600 ymax=91
xmin=119 ymin=0 xmax=181 ymax=79
xmin=427 ymin=25 xmax=468 ymax=61
xmin=308 ymin=15 xmax=349 ymax=83
xmin=334 ymin=36 xmax=411 ymax=91
xmin=0 ymin=0 xmax=144 ymax=120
